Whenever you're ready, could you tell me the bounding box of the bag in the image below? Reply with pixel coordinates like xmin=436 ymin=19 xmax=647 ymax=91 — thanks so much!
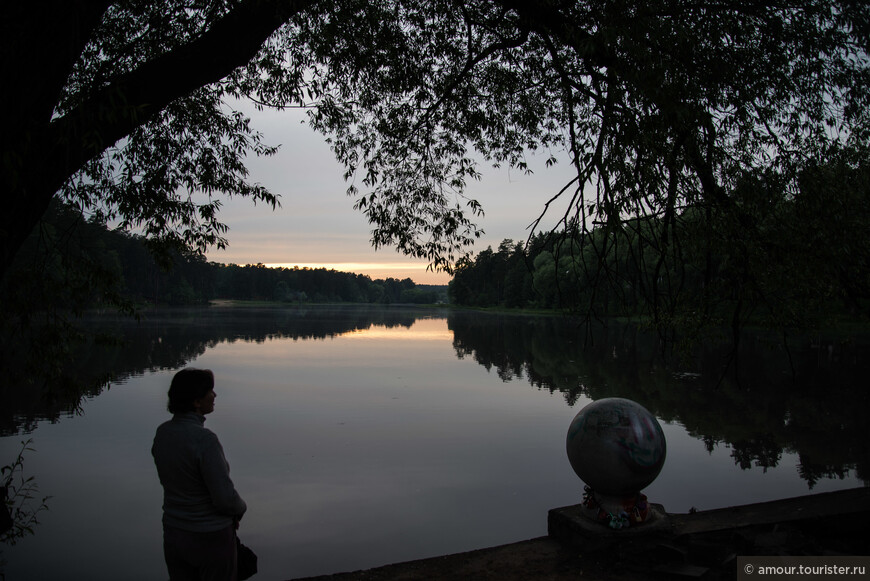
xmin=236 ymin=536 xmax=258 ymax=580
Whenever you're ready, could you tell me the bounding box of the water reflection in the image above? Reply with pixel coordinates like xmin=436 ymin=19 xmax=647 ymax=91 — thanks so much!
xmin=447 ymin=311 xmax=870 ymax=487
xmin=1 ymin=306 xmax=867 ymax=580
xmin=0 ymin=306 xmax=422 ymax=435
xmin=3 ymin=305 xmax=868 ymax=489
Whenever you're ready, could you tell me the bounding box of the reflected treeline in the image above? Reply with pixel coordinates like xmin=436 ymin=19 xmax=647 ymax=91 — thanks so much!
xmin=447 ymin=311 xmax=870 ymax=488
xmin=3 ymin=306 xmax=868 ymax=488
xmin=0 ymin=305 xmax=425 ymax=436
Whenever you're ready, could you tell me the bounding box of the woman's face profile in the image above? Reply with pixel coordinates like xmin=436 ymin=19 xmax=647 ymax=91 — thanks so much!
xmin=194 ymin=388 xmax=217 ymax=415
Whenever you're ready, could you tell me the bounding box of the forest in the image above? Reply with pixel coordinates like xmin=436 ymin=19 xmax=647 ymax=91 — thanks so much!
xmin=0 ymin=200 xmax=446 ymax=313
xmin=450 ymin=154 xmax=870 ymax=336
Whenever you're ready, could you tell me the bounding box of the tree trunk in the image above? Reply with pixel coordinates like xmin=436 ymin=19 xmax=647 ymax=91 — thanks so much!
xmin=0 ymin=0 xmax=318 ymax=282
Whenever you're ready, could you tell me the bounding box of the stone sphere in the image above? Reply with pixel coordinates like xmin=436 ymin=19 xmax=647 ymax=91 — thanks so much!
xmin=566 ymin=397 xmax=666 ymax=496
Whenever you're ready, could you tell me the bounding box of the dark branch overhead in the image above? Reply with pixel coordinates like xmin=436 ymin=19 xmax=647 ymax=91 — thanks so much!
xmin=2 ymin=0 xmax=318 ymax=277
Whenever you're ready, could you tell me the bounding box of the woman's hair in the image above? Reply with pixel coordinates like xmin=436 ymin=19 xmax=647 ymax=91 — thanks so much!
xmin=167 ymin=368 xmax=214 ymax=414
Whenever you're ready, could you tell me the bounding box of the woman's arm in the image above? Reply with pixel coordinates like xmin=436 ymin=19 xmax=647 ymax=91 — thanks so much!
xmin=200 ymin=434 xmax=248 ymax=519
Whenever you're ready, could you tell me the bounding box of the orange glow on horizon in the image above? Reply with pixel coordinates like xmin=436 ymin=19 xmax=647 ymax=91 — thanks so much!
xmin=255 ymin=262 xmax=452 ymax=285
xmin=342 ymin=318 xmax=452 ymax=341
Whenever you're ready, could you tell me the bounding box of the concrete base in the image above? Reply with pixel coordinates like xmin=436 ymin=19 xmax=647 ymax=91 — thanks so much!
xmin=548 ymin=488 xmax=870 ymax=579
xmin=550 ymin=487 xmax=870 ymax=546
xmin=548 ymin=502 xmax=670 ymax=546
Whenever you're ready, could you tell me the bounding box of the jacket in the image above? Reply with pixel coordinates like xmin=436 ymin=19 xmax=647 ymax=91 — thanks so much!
xmin=152 ymin=412 xmax=247 ymax=532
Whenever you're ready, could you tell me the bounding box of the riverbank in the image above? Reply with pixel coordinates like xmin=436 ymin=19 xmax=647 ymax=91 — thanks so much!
xmin=289 ymin=536 xmax=649 ymax=581
xmin=291 ymin=487 xmax=870 ymax=581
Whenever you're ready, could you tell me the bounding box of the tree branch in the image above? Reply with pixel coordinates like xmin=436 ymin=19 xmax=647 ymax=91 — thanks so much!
xmin=1 ymin=1 xmax=112 ymax=128
xmin=45 ymin=0 xmax=320 ymax=195
xmin=2 ymin=0 xmax=319 ymax=280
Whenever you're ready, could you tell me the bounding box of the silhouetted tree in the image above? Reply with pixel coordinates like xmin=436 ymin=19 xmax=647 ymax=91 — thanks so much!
xmin=2 ymin=0 xmax=867 ymax=349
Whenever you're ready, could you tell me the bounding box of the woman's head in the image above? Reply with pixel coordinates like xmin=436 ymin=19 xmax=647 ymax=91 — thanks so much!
xmin=167 ymin=368 xmax=215 ymax=414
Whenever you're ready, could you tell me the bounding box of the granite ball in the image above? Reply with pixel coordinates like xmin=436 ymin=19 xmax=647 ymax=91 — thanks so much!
xmin=566 ymin=397 xmax=666 ymax=496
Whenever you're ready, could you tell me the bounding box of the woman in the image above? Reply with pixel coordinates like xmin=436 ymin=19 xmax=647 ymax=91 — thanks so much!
xmin=152 ymin=368 xmax=248 ymax=581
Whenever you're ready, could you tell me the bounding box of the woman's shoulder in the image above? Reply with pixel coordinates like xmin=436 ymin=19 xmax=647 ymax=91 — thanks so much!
xmin=154 ymin=413 xmax=212 ymax=439
xmin=154 ymin=415 xmax=223 ymax=456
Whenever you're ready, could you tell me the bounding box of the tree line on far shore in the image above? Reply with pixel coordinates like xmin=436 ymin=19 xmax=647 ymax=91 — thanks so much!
xmin=1 ymin=200 xmax=446 ymax=316
xmin=451 ymin=154 xmax=870 ymax=335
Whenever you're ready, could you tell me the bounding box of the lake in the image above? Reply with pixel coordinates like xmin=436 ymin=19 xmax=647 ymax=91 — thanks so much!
xmin=1 ymin=305 xmax=867 ymax=580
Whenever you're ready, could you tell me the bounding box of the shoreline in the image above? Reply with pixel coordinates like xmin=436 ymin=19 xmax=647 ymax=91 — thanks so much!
xmin=290 ymin=487 xmax=870 ymax=581
xmin=289 ymin=536 xmax=643 ymax=581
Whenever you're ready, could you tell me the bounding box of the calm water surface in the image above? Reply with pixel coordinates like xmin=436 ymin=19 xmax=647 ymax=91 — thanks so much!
xmin=1 ymin=306 xmax=866 ymax=580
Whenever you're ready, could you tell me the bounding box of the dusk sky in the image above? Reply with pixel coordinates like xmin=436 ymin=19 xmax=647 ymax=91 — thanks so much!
xmin=205 ymin=104 xmax=577 ymax=285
